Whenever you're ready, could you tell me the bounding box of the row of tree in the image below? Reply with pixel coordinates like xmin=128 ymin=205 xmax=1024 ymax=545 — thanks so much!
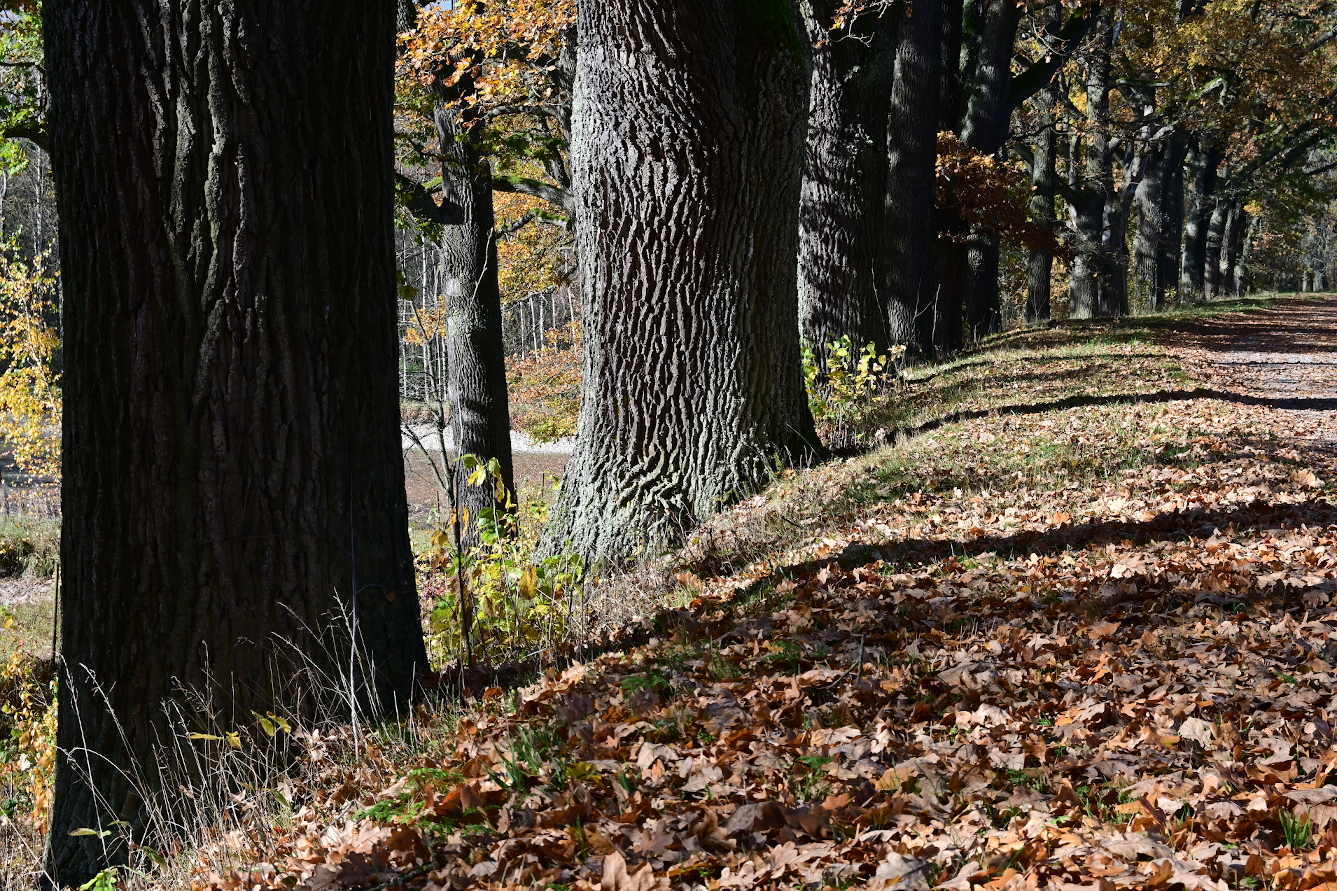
xmin=7 ymin=0 xmax=1334 ymax=882
xmin=389 ymin=0 xmax=1337 ymax=565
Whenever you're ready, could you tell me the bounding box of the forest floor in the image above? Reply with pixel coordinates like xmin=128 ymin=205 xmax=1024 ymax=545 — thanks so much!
xmin=182 ymin=293 xmax=1337 ymax=891
xmin=6 ymin=294 xmax=1337 ymax=889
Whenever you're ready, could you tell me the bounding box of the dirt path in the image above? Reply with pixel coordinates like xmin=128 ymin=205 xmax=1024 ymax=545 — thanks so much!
xmin=1176 ymin=295 xmax=1337 ymax=440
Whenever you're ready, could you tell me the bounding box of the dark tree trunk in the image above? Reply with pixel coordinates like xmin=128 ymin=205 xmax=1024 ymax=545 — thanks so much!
xmin=437 ymin=107 xmax=516 ymax=545
xmin=44 ymin=1 xmax=426 ymax=884
xmin=542 ymin=0 xmax=819 ymax=567
xmin=942 ymin=0 xmax=1022 ymax=339
xmin=1158 ymin=134 xmax=1188 ymax=308
xmin=1025 ymin=82 xmax=1060 ymax=323
xmin=1236 ymin=211 xmax=1257 ymax=295
xmin=797 ymin=0 xmax=895 ymax=362
xmin=1132 ymin=137 xmax=1187 ymax=312
xmin=966 ymin=234 xmax=1002 ymax=337
xmin=1220 ymin=199 xmax=1246 ymax=297
xmin=939 ymin=0 xmax=965 ymax=132
xmin=1069 ymin=2 xmax=1122 ymax=319
xmin=883 ymin=0 xmax=944 ymax=358
xmin=1180 ymin=141 xmax=1219 ymax=301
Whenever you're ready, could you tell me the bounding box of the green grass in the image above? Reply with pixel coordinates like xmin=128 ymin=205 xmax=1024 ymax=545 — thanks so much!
xmin=0 ymin=597 xmax=55 ymax=661
xmin=0 ymin=517 xmax=58 ymax=579
xmin=681 ymin=293 xmax=1314 ymax=575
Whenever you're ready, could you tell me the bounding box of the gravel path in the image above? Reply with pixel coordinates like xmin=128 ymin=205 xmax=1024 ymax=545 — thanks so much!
xmin=1176 ymin=295 xmax=1337 ymax=440
xmin=0 ymin=576 xmax=51 ymax=608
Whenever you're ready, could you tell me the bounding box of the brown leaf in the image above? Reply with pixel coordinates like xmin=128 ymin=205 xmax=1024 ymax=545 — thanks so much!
xmin=601 ymin=849 xmax=669 ymax=891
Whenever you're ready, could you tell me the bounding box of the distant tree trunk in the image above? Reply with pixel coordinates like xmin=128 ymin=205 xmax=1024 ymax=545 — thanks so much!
xmin=797 ymin=1 xmax=895 ymax=363
xmin=1204 ymin=184 xmax=1229 ymax=298
xmin=1025 ymin=83 xmax=1060 ymax=323
xmin=1237 ymin=212 xmax=1258 ymax=295
xmin=44 ymin=2 xmax=426 ymax=884
xmin=1133 ymin=137 xmax=1187 ymax=312
xmin=1158 ymin=133 xmax=1187 ymax=307
xmin=1069 ymin=2 xmax=1122 ymax=319
xmin=542 ymin=0 xmax=819 ymax=568
xmin=437 ymin=104 xmax=516 ymax=545
xmin=1220 ymin=199 xmax=1246 ymax=297
xmin=883 ymin=0 xmax=944 ymax=358
xmin=1180 ymin=141 xmax=1219 ymax=301
xmin=395 ymin=2 xmax=517 ymax=547
xmin=942 ymin=0 xmax=1022 ymax=340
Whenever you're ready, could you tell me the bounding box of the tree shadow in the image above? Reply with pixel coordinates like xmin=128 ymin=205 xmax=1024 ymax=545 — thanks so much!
xmin=870 ymin=386 xmax=1337 ymax=456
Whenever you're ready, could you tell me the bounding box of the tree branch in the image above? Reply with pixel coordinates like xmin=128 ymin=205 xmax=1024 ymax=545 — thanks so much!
xmin=1009 ymin=1 xmax=1099 ymax=113
xmin=2 ymin=122 xmax=46 ymax=153
xmin=395 ymin=172 xmax=462 ymax=226
xmin=491 ymin=175 xmax=571 ymax=214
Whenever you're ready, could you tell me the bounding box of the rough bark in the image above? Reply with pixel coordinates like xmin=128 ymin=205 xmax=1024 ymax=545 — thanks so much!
xmin=541 ymin=0 xmax=819 ymax=568
xmin=1180 ymin=141 xmax=1219 ymax=301
xmin=1025 ymin=83 xmax=1059 ymax=322
xmin=44 ymin=1 xmax=426 ymax=884
xmin=960 ymin=0 xmax=1021 ymax=338
xmin=796 ymin=0 xmax=895 ymax=362
xmin=437 ymin=104 xmax=516 ymax=545
xmin=1133 ymin=131 xmax=1187 ymax=311
xmin=939 ymin=0 xmax=965 ymax=132
xmin=883 ymin=0 xmax=943 ymax=358
xmin=936 ymin=0 xmax=1022 ymax=342
xmin=1068 ymin=2 xmax=1123 ymax=319
xmin=395 ymin=6 xmax=518 ymax=548
xmin=1219 ymin=198 xmax=1246 ymax=298
xmin=1204 ymin=185 xmax=1229 ymax=298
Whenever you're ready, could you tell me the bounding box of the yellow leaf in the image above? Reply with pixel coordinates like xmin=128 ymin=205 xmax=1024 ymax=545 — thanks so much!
xmin=519 ymin=565 xmax=538 ymax=600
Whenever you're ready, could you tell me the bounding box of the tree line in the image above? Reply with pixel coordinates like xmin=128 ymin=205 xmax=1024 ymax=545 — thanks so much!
xmin=0 ymin=0 xmax=1330 ymax=884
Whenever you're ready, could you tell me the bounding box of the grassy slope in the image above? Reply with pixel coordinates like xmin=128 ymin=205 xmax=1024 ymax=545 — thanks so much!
xmin=13 ymin=294 xmax=1337 ymax=889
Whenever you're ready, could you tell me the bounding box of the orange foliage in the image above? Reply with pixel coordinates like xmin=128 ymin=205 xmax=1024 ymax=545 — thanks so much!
xmin=936 ymin=132 xmax=1067 ymax=257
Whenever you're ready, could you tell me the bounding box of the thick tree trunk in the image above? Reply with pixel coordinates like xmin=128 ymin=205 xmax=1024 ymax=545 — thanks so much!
xmin=44 ymin=1 xmax=426 ymax=884
xmin=939 ymin=0 xmax=965 ymax=132
xmin=437 ymin=108 xmax=516 ymax=545
xmin=542 ymin=0 xmax=819 ymax=568
xmin=1025 ymin=84 xmax=1059 ymax=323
xmin=883 ymin=0 xmax=943 ymax=358
xmin=797 ymin=0 xmax=895 ymax=362
xmin=1180 ymin=142 xmax=1219 ymax=301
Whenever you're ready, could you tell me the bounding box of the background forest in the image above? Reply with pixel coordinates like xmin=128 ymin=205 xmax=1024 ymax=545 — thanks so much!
xmin=0 ymin=0 xmax=1334 ymax=889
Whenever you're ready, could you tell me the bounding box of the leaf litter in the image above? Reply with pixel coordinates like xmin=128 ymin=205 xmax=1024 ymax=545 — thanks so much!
xmin=198 ymin=302 xmax=1337 ymax=891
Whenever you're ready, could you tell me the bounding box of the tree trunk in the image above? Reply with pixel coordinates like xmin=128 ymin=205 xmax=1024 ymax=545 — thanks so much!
xmin=939 ymin=0 xmax=964 ymax=132
xmin=1132 ymin=135 xmax=1188 ymax=313
xmin=542 ymin=0 xmax=819 ymax=568
xmin=883 ymin=0 xmax=943 ymax=358
xmin=437 ymin=106 xmax=516 ymax=545
xmin=1220 ymin=199 xmax=1246 ymax=297
xmin=966 ymin=234 xmax=1002 ymax=338
xmin=1204 ymin=185 xmax=1229 ymax=298
xmin=796 ymin=0 xmax=895 ymax=363
xmin=942 ymin=0 xmax=1022 ymax=338
xmin=44 ymin=1 xmax=426 ymax=884
xmin=1180 ymin=141 xmax=1219 ymax=301
xmin=1025 ymin=83 xmax=1059 ymax=323
xmin=1069 ymin=2 xmax=1122 ymax=319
